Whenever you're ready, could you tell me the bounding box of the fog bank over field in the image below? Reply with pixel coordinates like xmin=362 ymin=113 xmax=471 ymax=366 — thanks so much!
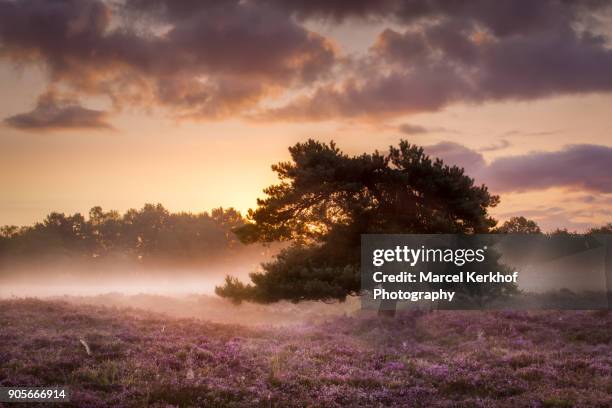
xmin=60 ymin=293 xmax=360 ymax=326
xmin=0 ymin=276 xmax=360 ymax=328
xmin=0 ymin=267 xmax=248 ymax=298
xmin=0 ymin=260 xmax=359 ymax=326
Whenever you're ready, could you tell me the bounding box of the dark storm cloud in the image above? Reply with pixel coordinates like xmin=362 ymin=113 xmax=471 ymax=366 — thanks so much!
xmin=263 ymin=0 xmax=612 ymax=120
xmin=1 ymin=0 xmax=612 ymax=121
xmin=0 ymin=0 xmax=336 ymax=119
xmin=261 ymin=0 xmax=606 ymax=31
xmin=424 ymin=142 xmax=612 ymax=194
xmin=257 ymin=0 xmax=397 ymax=21
xmin=265 ymin=63 xmax=472 ymax=119
xmin=4 ymin=91 xmax=111 ymax=131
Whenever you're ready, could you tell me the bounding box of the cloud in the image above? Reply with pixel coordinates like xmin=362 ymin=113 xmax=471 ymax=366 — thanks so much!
xmin=479 ymin=139 xmax=511 ymax=152
xmin=486 ymin=144 xmax=612 ymax=193
xmin=398 ymin=123 xmax=428 ymax=134
xmin=424 ymin=141 xmax=486 ymax=176
xmin=0 ymin=0 xmax=337 ymax=120
xmin=2 ymin=0 xmax=612 ymax=122
xmin=502 ymin=129 xmax=563 ymax=137
xmin=262 ymin=0 xmax=612 ymax=120
xmin=262 ymin=63 xmax=471 ymax=119
xmin=258 ymin=0 xmax=398 ymax=22
xmin=261 ymin=0 xmax=608 ymax=34
xmin=423 ymin=142 xmax=612 ymax=194
xmin=398 ymin=123 xmax=457 ymax=135
xmin=3 ymin=91 xmax=111 ymax=131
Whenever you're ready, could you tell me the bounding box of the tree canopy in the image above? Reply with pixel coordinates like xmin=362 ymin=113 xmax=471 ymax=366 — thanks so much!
xmin=216 ymin=139 xmax=501 ymax=304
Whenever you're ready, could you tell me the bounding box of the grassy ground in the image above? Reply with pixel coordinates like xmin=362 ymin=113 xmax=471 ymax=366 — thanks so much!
xmin=0 ymin=299 xmax=610 ymax=407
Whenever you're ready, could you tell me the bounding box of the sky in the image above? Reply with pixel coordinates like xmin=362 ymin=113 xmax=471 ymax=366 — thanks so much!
xmin=0 ymin=0 xmax=611 ymax=231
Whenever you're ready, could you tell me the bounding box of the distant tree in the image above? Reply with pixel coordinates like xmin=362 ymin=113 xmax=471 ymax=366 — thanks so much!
xmin=0 ymin=225 xmax=19 ymax=238
xmin=0 ymin=226 xmax=20 ymax=260
xmin=588 ymin=223 xmax=612 ymax=234
xmin=88 ymin=206 xmax=123 ymax=257
xmin=496 ymin=216 xmax=541 ymax=234
xmin=216 ymin=139 xmax=501 ymax=313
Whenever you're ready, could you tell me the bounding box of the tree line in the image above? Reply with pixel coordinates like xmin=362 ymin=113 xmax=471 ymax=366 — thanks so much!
xmin=2 ymin=139 xmax=609 ymax=310
xmin=0 ymin=204 xmax=253 ymax=267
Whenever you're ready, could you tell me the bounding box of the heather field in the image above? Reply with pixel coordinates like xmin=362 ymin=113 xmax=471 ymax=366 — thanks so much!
xmin=0 ymin=299 xmax=611 ymax=407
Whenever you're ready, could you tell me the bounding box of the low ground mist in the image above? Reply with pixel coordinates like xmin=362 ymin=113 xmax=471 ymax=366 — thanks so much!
xmin=0 ymin=263 xmax=360 ymax=326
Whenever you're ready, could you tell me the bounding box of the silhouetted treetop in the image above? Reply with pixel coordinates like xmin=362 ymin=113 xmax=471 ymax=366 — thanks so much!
xmin=237 ymin=139 xmax=499 ymax=245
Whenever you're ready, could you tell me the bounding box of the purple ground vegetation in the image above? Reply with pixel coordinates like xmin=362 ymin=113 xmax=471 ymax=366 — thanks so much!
xmin=0 ymin=299 xmax=610 ymax=407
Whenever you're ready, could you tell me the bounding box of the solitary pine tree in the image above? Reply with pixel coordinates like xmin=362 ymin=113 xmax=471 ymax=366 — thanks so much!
xmin=216 ymin=140 xmax=500 ymax=310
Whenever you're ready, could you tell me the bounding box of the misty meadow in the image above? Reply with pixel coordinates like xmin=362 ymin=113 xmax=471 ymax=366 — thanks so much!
xmin=1 ymin=139 xmax=610 ymax=407
xmin=2 ymin=0 xmax=612 ymax=406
